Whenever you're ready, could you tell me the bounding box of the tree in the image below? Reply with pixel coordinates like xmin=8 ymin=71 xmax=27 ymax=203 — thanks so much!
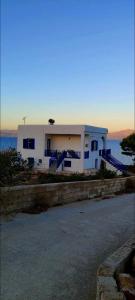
xmin=120 ymin=133 xmax=135 ymax=164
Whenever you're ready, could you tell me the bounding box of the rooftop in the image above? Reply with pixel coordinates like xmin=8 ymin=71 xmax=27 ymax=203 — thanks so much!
xmin=18 ymin=124 xmax=108 ymax=134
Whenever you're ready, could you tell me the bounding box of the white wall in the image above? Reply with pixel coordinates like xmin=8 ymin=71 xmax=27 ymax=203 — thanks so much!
xmin=83 ymin=133 xmax=107 ymax=170
xmin=63 ymin=159 xmax=82 ymax=173
xmin=17 ymin=126 xmax=45 ymax=167
xmin=17 ymin=126 xmax=83 ymax=171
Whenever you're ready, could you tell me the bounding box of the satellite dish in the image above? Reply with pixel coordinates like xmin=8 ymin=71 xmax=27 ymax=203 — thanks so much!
xmin=48 ymin=119 xmax=55 ymax=125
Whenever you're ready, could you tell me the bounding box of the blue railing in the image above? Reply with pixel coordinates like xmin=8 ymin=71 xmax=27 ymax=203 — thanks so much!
xmin=101 ymin=148 xmax=128 ymax=172
xmin=45 ymin=149 xmax=58 ymax=157
xmin=45 ymin=149 xmax=81 ymax=159
xmin=99 ymin=149 xmax=111 ymax=156
xmin=66 ymin=150 xmax=81 ymax=159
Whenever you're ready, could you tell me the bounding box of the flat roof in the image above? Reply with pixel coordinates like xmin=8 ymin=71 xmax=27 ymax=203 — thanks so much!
xmin=18 ymin=124 xmax=108 ymax=134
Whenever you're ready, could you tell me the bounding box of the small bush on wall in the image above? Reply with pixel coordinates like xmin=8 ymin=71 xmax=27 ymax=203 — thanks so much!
xmin=125 ymin=178 xmax=135 ymax=193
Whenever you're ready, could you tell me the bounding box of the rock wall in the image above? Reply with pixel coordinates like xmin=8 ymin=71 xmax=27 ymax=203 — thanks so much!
xmin=96 ymin=236 xmax=135 ymax=300
xmin=0 ymin=176 xmax=135 ymax=214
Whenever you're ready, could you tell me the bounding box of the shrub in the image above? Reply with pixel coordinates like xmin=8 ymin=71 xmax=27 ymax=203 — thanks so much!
xmin=37 ymin=169 xmax=117 ymax=184
xmin=125 ymin=178 xmax=135 ymax=193
xmin=0 ymin=148 xmax=28 ymax=186
xmin=37 ymin=172 xmax=88 ymax=184
xmin=95 ymin=168 xmax=117 ymax=179
xmin=128 ymin=165 xmax=135 ymax=174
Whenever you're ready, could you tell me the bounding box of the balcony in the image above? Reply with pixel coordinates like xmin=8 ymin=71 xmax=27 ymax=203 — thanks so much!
xmin=44 ymin=149 xmax=57 ymax=157
xmin=44 ymin=149 xmax=81 ymax=159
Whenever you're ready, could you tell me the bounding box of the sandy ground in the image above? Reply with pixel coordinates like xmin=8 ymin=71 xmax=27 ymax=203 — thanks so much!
xmin=1 ymin=193 xmax=135 ymax=300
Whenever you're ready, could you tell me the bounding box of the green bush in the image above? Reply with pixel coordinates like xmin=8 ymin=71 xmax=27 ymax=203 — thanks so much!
xmin=94 ymin=168 xmax=117 ymax=179
xmin=37 ymin=172 xmax=88 ymax=184
xmin=37 ymin=168 xmax=117 ymax=184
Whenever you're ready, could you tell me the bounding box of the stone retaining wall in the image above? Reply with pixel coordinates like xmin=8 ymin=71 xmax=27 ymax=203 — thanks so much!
xmin=0 ymin=176 xmax=135 ymax=214
xmin=96 ymin=236 xmax=135 ymax=300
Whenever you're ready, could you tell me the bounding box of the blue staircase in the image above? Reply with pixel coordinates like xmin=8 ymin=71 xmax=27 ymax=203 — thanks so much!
xmin=101 ymin=149 xmax=128 ymax=172
xmin=57 ymin=151 xmax=67 ymax=169
xmin=49 ymin=151 xmax=57 ymax=168
xmin=49 ymin=150 xmax=67 ymax=170
xmin=49 ymin=149 xmax=80 ymax=171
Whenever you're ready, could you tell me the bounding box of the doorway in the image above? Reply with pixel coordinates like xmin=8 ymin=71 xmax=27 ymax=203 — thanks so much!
xmin=95 ymin=159 xmax=98 ymax=169
xmin=47 ymin=138 xmax=51 ymax=150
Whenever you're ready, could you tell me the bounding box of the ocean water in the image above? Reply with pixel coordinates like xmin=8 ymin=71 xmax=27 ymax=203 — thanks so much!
xmin=0 ymin=137 xmax=17 ymax=151
xmin=0 ymin=136 xmax=133 ymax=165
xmin=106 ymin=139 xmax=133 ymax=165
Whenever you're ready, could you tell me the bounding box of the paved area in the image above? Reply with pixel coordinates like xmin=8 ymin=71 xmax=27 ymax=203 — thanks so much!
xmin=1 ymin=193 xmax=135 ymax=300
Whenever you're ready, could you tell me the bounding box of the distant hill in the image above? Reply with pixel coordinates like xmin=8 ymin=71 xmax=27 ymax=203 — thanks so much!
xmin=0 ymin=130 xmax=17 ymax=137
xmin=108 ymin=129 xmax=134 ymax=140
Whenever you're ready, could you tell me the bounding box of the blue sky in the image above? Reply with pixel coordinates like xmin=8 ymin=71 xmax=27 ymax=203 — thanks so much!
xmin=1 ymin=0 xmax=134 ymax=131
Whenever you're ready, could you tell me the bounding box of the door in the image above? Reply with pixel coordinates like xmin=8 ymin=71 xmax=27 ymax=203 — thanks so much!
xmin=95 ymin=158 xmax=98 ymax=169
xmin=47 ymin=138 xmax=51 ymax=150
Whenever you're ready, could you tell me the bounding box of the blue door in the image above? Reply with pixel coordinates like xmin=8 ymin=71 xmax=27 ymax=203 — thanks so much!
xmin=95 ymin=159 xmax=98 ymax=169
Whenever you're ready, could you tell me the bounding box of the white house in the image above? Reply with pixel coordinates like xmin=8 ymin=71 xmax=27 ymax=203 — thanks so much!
xmin=17 ymin=124 xmax=108 ymax=173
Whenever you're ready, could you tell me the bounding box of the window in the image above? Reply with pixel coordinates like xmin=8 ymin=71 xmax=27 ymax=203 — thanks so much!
xmin=38 ymin=159 xmax=42 ymax=164
xmin=28 ymin=157 xmax=34 ymax=167
xmin=91 ymin=140 xmax=98 ymax=151
xmin=23 ymin=138 xmax=35 ymax=149
xmin=84 ymin=151 xmax=89 ymax=159
xmin=64 ymin=160 xmax=71 ymax=167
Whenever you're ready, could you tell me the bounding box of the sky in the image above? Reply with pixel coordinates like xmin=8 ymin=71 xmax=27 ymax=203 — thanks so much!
xmin=1 ymin=0 xmax=134 ymax=132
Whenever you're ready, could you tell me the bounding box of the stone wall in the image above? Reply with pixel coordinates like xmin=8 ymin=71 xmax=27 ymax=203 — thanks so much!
xmin=0 ymin=176 xmax=135 ymax=214
xmin=96 ymin=236 xmax=135 ymax=300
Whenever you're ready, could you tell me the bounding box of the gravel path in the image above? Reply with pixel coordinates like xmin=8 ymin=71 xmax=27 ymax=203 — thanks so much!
xmin=1 ymin=193 xmax=135 ymax=300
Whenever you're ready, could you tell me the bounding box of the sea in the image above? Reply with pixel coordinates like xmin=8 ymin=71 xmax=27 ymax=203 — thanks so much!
xmin=0 ymin=136 xmax=133 ymax=165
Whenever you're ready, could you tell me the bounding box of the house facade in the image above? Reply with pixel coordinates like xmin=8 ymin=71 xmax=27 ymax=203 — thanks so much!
xmin=17 ymin=124 xmax=108 ymax=173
